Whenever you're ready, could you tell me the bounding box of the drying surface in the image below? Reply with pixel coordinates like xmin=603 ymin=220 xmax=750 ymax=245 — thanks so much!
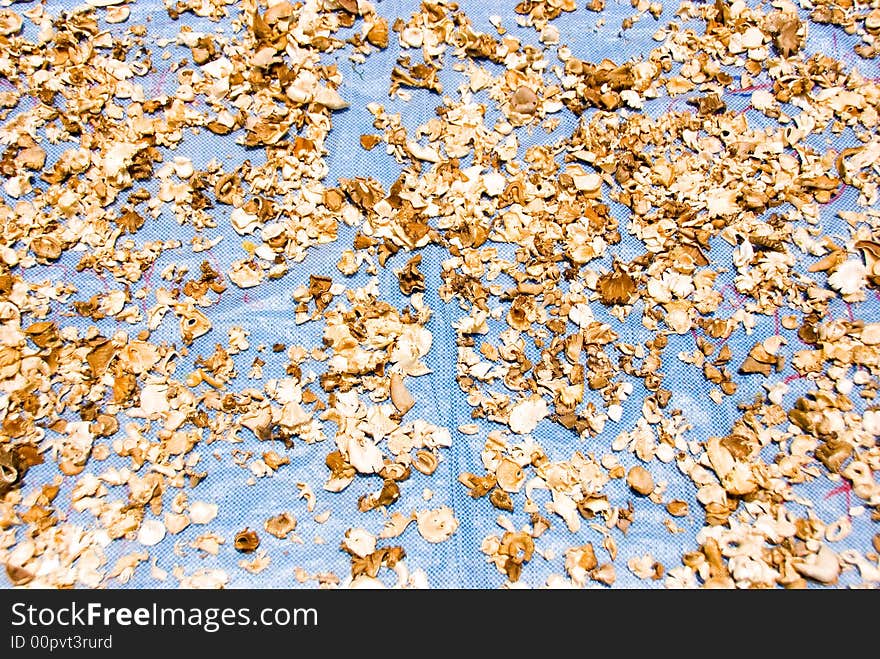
xmin=0 ymin=0 xmax=879 ymax=588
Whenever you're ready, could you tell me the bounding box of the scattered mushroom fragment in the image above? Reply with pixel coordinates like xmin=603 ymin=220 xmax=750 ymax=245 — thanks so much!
xmin=342 ymin=528 xmax=378 ymax=558
xmin=592 ymin=563 xmax=616 ymax=586
xmin=264 ymin=513 xmax=297 ymax=540
xmin=412 ymin=450 xmax=438 ymax=475
xmin=105 ymin=6 xmax=130 ymax=23
xmin=495 ymin=459 xmax=526 ymax=493
xmin=564 ymin=543 xmax=597 ymax=586
xmin=189 ymin=502 xmax=218 ymax=525
xmin=627 ymin=466 xmax=654 ymax=496
xmin=137 ymin=520 xmax=166 ymax=547
xmin=0 ymin=10 xmax=23 ymax=36
xmin=234 ymin=528 xmax=261 ymax=554
xmin=666 ymin=500 xmax=689 ymax=517
xmin=416 ymin=506 xmax=459 ymax=543
xmin=497 ymin=531 xmax=535 ymax=583
xmin=793 ymin=545 xmax=841 ymax=585
xmin=0 ymin=444 xmax=40 ymax=496
xmin=508 ymin=396 xmax=549 ymax=435
xmin=510 ymin=86 xmax=539 ymax=115
xmin=390 ymin=373 xmax=416 ymax=415
xmin=489 ymin=488 xmax=514 ymax=512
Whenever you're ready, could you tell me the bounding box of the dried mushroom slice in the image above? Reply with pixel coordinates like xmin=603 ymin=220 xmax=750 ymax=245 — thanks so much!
xmin=626 ymin=466 xmax=654 ymax=496
xmin=597 ymin=264 xmax=637 ymax=305
xmin=234 ymin=528 xmax=261 ymax=554
xmin=416 ymin=506 xmax=459 ymax=543
xmin=495 ymin=459 xmax=526 ymax=493
xmin=264 ymin=513 xmax=297 ymax=539
xmin=0 ymin=444 xmax=41 ymax=495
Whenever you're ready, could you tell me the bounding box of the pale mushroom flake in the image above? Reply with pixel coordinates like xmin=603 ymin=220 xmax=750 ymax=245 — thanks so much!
xmin=188 ymin=501 xmax=218 ymax=525
xmin=827 ymin=260 xmax=867 ymax=299
xmin=239 ymin=551 xmax=271 ymax=575
xmin=508 ymin=396 xmax=549 ymax=435
xmin=137 ymin=520 xmax=166 ymax=547
xmin=380 ymin=512 xmax=415 ymax=539
xmin=390 ymin=373 xmax=416 ymax=415
xmin=564 ymin=544 xmax=598 ymax=587
xmin=342 ymin=434 xmax=385 ymax=474
xmin=416 ymin=506 xmax=459 ymax=543
xmin=495 ymin=459 xmax=526 ymax=493
xmin=342 ymin=528 xmax=378 ymax=557
xmin=175 ymin=569 xmax=228 ymax=589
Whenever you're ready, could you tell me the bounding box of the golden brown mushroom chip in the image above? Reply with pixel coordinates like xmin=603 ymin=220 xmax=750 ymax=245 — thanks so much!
xmin=264 ymin=513 xmax=297 ymax=540
xmin=234 ymin=528 xmax=260 ymax=553
xmin=626 ymin=465 xmax=654 ymax=496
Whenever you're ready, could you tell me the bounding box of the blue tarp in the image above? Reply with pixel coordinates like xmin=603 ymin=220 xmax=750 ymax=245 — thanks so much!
xmin=2 ymin=0 xmax=878 ymax=588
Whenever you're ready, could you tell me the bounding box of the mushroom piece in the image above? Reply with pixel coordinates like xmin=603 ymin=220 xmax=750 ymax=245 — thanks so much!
xmin=105 ymin=6 xmax=130 ymax=23
xmin=59 ymin=421 xmax=94 ymax=476
xmin=855 ymin=240 xmax=880 ymax=287
xmin=0 ymin=444 xmax=37 ymax=495
xmin=827 ymin=259 xmax=866 ymax=297
xmin=390 ymin=373 xmax=415 ymax=415
xmin=706 ymin=436 xmax=757 ymax=496
xmin=228 ymin=260 xmax=263 ymax=288
xmin=6 ymin=563 xmax=35 ymax=586
xmin=189 ymin=501 xmax=218 ymax=525
xmin=663 ymin=300 xmax=692 ymax=334
xmin=366 ymin=17 xmax=389 ymax=48
xmin=412 ymin=450 xmax=438 ymax=475
xmin=191 ymin=533 xmax=225 ymax=556
xmin=666 ymin=500 xmax=689 ymax=517
xmin=0 ymin=457 xmax=19 ymax=494
xmin=838 ymin=550 xmax=880 ymax=583
xmin=627 ymin=466 xmax=654 ymax=496
xmin=592 ymin=563 xmax=616 ymax=586
xmin=508 ymin=396 xmax=549 ymax=434
xmin=175 ymin=303 xmax=212 ymax=344
xmin=379 ymin=513 xmax=415 ymax=539
xmin=341 ymin=528 xmax=377 ymax=558
xmin=348 ymin=574 xmax=386 ymax=589
xmin=495 ymin=459 xmax=525 ymax=493
xmin=137 ymin=520 xmax=166 ymax=547
xmin=498 ymin=531 xmax=535 ymax=582
xmin=0 ymin=10 xmax=23 ymax=36
xmin=597 ymin=266 xmax=636 ymax=305
xmin=164 ymin=513 xmax=190 ymax=535
xmin=344 ymin=435 xmax=385 ymax=475
xmin=793 ymin=545 xmax=840 ymax=585
xmin=240 ymin=405 xmax=275 ymax=441
xmin=0 ymin=346 xmax=20 ymax=380
xmin=861 ymin=323 xmax=880 ymax=346
xmin=264 ymin=512 xmax=297 ymax=539
xmin=548 ymin=490 xmax=581 ymax=532
xmin=234 ymin=528 xmax=260 ymax=553
xmin=314 ymin=85 xmax=349 ymax=110
xmin=489 ymin=488 xmax=514 ymax=512
xmin=511 ymin=85 xmax=539 ymax=114
xmin=564 ymin=543 xmax=598 ymax=587
xmin=120 ymin=341 xmax=160 ymax=374
xmin=325 ymin=451 xmax=357 ymax=493
xmin=357 ymin=480 xmax=400 ymax=512
xmin=458 ymin=472 xmax=497 ymax=498
xmin=230 ymin=207 xmax=261 ymax=235
xmin=416 ymin=506 xmax=459 ymax=543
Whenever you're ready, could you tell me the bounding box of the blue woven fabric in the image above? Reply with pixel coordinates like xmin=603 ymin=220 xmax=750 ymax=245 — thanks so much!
xmin=2 ymin=0 xmax=878 ymax=588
